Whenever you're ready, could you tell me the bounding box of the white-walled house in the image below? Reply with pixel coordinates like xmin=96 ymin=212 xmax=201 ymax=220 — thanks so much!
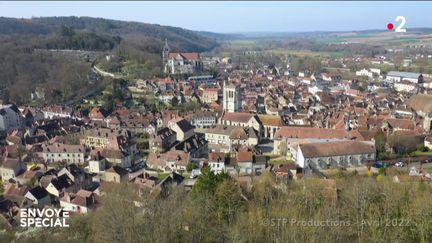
xmin=42 ymin=143 xmax=86 ymax=165
xmin=208 ymin=152 xmax=225 ymax=174
xmin=89 ymin=157 xmax=106 ymax=173
xmin=356 ymin=68 xmax=373 ymax=78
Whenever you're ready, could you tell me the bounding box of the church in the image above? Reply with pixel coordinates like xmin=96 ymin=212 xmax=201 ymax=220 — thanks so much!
xmin=162 ymin=39 xmax=203 ymax=74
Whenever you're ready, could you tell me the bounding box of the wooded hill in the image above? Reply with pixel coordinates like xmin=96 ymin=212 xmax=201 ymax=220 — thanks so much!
xmin=0 ymin=16 xmax=222 ymax=105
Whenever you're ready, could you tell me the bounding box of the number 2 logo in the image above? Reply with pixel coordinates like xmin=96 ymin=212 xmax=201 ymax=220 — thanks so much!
xmin=395 ymin=16 xmax=406 ymax=33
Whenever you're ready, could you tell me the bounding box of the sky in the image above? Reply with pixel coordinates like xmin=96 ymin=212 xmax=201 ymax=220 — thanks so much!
xmin=1 ymin=1 xmax=432 ymax=33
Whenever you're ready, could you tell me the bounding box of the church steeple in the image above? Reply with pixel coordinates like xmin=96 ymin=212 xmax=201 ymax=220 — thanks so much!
xmin=162 ymin=38 xmax=170 ymax=73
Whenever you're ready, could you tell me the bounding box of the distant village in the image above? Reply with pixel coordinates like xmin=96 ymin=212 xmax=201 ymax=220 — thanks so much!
xmin=1 ymin=39 xmax=432 ymax=228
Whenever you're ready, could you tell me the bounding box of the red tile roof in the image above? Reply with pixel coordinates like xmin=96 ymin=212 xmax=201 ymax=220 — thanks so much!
xmin=168 ymin=52 xmax=200 ymax=60
xmin=222 ymin=112 xmax=255 ymax=123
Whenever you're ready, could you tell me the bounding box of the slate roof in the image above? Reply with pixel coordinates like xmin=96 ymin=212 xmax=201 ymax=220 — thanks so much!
xmin=299 ymin=141 xmax=375 ymax=158
xmin=28 ymin=186 xmax=49 ymax=199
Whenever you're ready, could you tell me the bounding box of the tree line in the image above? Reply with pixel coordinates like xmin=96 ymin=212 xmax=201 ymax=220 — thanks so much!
xmin=5 ymin=169 xmax=432 ymax=242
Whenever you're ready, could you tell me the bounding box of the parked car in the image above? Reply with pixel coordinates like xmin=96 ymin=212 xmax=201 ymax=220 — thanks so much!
xmin=395 ymin=161 xmax=405 ymax=167
xmin=372 ymin=162 xmax=383 ymax=168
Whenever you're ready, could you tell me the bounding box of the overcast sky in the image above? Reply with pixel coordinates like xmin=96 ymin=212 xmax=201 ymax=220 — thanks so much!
xmin=1 ymin=1 xmax=431 ymax=33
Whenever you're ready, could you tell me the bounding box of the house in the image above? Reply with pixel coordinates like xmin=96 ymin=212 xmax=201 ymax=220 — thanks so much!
xmin=89 ymin=107 xmax=108 ymax=121
xmin=407 ymin=94 xmax=432 ymax=118
xmin=88 ymin=152 xmax=106 ymax=173
xmin=101 ymin=149 xmax=133 ymax=168
xmin=224 ymin=157 xmax=238 ymax=176
xmin=272 ymin=163 xmax=298 ymax=180
xmin=221 ymin=112 xmax=261 ymax=133
xmin=41 ymin=105 xmax=73 ymax=119
xmin=105 ymin=114 xmax=122 ymax=129
xmin=24 ymin=186 xmax=51 ymax=208
xmin=168 ymin=118 xmax=195 ymax=142
xmin=60 ymin=190 xmax=96 ymax=214
xmin=41 ymin=143 xmax=86 ymax=165
xmin=132 ymin=175 xmax=158 ymax=196
xmin=236 ymin=150 xmax=253 ymax=175
xmin=147 ymin=150 xmax=191 ymax=172
xmin=0 ymin=158 xmax=26 ymax=182
xmin=80 ymin=128 xmax=131 ymax=149
xmin=355 ymin=68 xmax=373 ymax=78
xmin=3 ymin=183 xmax=31 ymax=208
xmin=45 ymin=174 xmax=75 ymax=197
xmin=157 ymin=78 xmax=175 ymax=91
xmin=188 ymin=75 xmax=216 ymax=87
xmin=0 ymin=104 xmax=23 ymax=132
xmin=208 ymin=152 xmax=226 ymax=174
xmin=201 ymin=125 xmax=259 ymax=153
xmin=165 ymin=150 xmax=190 ymax=172
xmin=104 ymin=165 xmax=129 ymax=183
xmin=14 ymin=170 xmax=43 ymax=186
xmin=296 ymin=140 xmax=376 ymax=173
xmin=149 ymin=127 xmax=177 ymax=153
xmin=201 ymin=88 xmax=220 ymax=104
xmin=223 ymin=148 xmax=266 ymax=176
xmin=57 ymin=164 xmax=88 ymax=187
xmin=173 ymin=134 xmax=208 ymax=158
xmin=380 ymin=118 xmax=415 ymax=134
xmin=190 ymin=110 xmax=217 ymax=128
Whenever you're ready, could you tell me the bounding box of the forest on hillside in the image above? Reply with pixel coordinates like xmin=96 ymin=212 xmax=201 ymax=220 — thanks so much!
xmin=0 ymin=17 xmax=220 ymax=105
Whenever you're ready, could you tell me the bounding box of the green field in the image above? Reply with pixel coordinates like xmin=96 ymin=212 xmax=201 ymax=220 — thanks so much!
xmin=271 ymin=48 xmax=344 ymax=58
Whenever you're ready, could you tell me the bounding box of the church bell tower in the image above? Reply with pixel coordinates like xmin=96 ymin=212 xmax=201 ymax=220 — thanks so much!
xmin=162 ymin=39 xmax=170 ymax=73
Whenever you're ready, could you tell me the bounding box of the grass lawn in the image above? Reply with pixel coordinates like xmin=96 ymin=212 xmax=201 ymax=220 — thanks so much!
xmin=270 ymin=159 xmax=294 ymax=165
xmin=157 ymin=173 xmax=171 ymax=181
xmin=267 ymin=155 xmax=295 ymax=165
